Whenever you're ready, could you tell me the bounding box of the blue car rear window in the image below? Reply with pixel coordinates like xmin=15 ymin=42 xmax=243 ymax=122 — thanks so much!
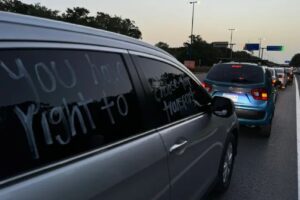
xmin=207 ymin=64 xmax=264 ymax=84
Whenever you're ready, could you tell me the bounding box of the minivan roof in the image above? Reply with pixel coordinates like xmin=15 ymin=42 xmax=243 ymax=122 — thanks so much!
xmin=0 ymin=11 xmax=179 ymax=64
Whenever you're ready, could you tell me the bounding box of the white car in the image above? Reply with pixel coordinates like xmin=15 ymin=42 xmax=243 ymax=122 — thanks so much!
xmin=275 ymin=67 xmax=287 ymax=88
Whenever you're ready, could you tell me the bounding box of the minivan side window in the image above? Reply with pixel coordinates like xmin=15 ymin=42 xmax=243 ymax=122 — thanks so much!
xmin=0 ymin=49 xmax=143 ymax=181
xmin=136 ymin=57 xmax=211 ymax=125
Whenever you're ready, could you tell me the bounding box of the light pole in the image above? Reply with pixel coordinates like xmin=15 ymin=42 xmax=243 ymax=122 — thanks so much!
xmin=190 ymin=1 xmax=198 ymax=46
xmin=228 ymin=28 xmax=236 ymax=59
xmin=261 ymin=47 xmax=266 ymax=60
xmin=258 ymin=38 xmax=265 ymax=59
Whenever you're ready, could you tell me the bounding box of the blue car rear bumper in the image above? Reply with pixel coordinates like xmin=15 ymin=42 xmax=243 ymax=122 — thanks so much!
xmin=235 ymin=106 xmax=273 ymax=126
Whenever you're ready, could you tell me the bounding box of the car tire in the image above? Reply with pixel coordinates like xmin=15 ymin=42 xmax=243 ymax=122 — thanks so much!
xmin=260 ymin=124 xmax=271 ymax=137
xmin=214 ymin=134 xmax=236 ymax=193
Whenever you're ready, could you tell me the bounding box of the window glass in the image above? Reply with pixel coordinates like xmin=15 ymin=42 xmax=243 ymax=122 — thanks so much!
xmin=266 ymin=69 xmax=272 ymax=78
xmin=137 ymin=57 xmax=211 ymax=125
xmin=269 ymin=69 xmax=275 ymax=76
xmin=275 ymin=68 xmax=284 ymax=73
xmin=0 ymin=49 xmax=142 ymax=181
xmin=265 ymin=69 xmax=272 ymax=86
xmin=207 ymin=64 xmax=264 ymax=84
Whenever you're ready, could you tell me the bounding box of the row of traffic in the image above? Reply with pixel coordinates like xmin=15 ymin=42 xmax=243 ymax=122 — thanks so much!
xmin=202 ymin=62 xmax=293 ymax=137
xmin=269 ymin=67 xmax=294 ymax=89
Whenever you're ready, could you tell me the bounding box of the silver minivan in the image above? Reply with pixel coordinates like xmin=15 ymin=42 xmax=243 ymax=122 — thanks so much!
xmin=0 ymin=12 xmax=239 ymax=200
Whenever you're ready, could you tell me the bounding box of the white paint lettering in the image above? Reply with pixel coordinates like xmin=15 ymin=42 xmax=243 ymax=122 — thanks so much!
xmin=63 ymin=98 xmax=87 ymax=137
xmin=51 ymin=60 xmax=77 ymax=88
xmin=1 ymin=59 xmax=40 ymax=111
xmin=117 ymin=95 xmax=128 ymax=116
xmin=35 ymin=62 xmax=56 ymax=93
xmin=101 ymin=91 xmax=116 ymax=125
xmin=77 ymin=92 xmax=96 ymax=129
xmin=41 ymin=111 xmax=54 ymax=145
xmin=14 ymin=105 xmax=39 ymax=159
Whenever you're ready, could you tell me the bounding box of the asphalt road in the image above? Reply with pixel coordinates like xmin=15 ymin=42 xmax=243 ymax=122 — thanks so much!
xmin=196 ymin=73 xmax=298 ymax=200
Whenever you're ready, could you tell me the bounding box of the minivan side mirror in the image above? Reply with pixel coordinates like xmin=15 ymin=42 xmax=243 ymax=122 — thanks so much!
xmin=211 ymin=96 xmax=234 ymax=118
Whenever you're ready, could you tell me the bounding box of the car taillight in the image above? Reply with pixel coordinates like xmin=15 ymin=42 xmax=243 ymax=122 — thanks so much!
xmin=272 ymin=79 xmax=276 ymax=85
xmin=202 ymin=82 xmax=212 ymax=92
xmin=251 ymin=88 xmax=268 ymax=101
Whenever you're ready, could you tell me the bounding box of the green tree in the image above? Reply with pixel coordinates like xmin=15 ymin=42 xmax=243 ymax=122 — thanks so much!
xmin=0 ymin=0 xmax=59 ymax=19
xmin=290 ymin=53 xmax=300 ymax=67
xmin=92 ymin=12 xmax=141 ymax=39
xmin=155 ymin=42 xmax=170 ymax=51
xmin=0 ymin=0 xmax=142 ymax=39
xmin=62 ymin=7 xmax=90 ymax=24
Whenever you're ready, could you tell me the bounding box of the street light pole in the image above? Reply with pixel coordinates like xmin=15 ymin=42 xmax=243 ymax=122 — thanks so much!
xmin=258 ymin=38 xmax=262 ymax=58
xmin=228 ymin=28 xmax=235 ymax=59
xmin=261 ymin=47 xmax=266 ymax=60
xmin=258 ymin=38 xmax=266 ymax=59
xmin=190 ymin=1 xmax=197 ymax=46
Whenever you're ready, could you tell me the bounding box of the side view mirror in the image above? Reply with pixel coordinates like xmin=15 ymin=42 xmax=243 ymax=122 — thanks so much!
xmin=211 ymin=96 xmax=234 ymax=118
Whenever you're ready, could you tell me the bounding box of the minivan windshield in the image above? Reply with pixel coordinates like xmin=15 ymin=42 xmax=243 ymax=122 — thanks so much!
xmin=207 ymin=64 xmax=264 ymax=84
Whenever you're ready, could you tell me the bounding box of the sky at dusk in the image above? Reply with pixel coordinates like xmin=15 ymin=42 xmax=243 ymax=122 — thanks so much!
xmin=22 ymin=0 xmax=300 ymax=64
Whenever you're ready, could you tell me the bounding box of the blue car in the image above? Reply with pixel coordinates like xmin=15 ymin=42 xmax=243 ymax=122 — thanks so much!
xmin=203 ymin=62 xmax=277 ymax=137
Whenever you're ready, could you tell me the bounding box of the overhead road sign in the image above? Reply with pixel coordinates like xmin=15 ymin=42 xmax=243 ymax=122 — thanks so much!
xmin=266 ymin=46 xmax=284 ymax=51
xmin=212 ymin=42 xmax=229 ymax=48
xmin=244 ymin=43 xmax=260 ymax=51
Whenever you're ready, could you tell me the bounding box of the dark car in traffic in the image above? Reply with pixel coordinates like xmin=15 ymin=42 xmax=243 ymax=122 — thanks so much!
xmin=267 ymin=67 xmax=279 ymax=102
xmin=275 ymin=67 xmax=288 ymax=88
xmin=285 ymin=67 xmax=294 ymax=85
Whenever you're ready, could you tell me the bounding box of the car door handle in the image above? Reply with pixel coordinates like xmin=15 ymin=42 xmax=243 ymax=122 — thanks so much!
xmin=169 ymin=140 xmax=188 ymax=153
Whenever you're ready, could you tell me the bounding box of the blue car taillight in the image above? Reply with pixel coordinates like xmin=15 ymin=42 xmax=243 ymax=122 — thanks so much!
xmin=251 ymin=88 xmax=268 ymax=101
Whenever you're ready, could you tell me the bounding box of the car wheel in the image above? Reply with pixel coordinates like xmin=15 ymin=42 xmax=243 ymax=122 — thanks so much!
xmin=215 ymin=134 xmax=235 ymax=193
xmin=260 ymin=124 xmax=271 ymax=137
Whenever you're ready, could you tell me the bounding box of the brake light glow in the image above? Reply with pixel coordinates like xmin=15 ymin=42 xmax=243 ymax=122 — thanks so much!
xmin=251 ymin=88 xmax=268 ymax=101
xmin=202 ymin=82 xmax=212 ymax=93
xmin=272 ymin=79 xmax=276 ymax=85
xmin=232 ymin=65 xmax=242 ymax=68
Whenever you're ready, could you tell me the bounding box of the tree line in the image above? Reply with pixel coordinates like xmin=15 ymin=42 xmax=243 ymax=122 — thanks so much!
xmin=0 ymin=0 xmax=142 ymax=39
xmin=155 ymin=35 xmax=275 ymax=67
xmin=2 ymin=0 xmax=296 ymax=67
xmin=291 ymin=54 xmax=300 ymax=67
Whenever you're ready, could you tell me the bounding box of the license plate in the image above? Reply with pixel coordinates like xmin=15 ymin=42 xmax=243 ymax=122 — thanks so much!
xmin=223 ymin=94 xmax=238 ymax=102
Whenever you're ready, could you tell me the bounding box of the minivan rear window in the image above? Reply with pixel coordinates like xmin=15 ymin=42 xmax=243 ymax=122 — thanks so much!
xmin=275 ymin=68 xmax=284 ymax=73
xmin=207 ymin=64 xmax=264 ymax=84
xmin=0 ymin=49 xmax=142 ymax=182
xmin=269 ymin=69 xmax=275 ymax=76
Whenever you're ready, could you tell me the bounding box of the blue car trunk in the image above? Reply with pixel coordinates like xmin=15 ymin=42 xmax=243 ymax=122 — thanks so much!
xmin=208 ymin=81 xmax=268 ymax=108
xmin=204 ymin=63 xmax=275 ymax=126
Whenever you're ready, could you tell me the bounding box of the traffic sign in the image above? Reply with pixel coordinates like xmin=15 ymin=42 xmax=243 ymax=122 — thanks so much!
xmin=266 ymin=46 xmax=284 ymax=51
xmin=244 ymin=43 xmax=260 ymax=51
xmin=212 ymin=42 xmax=229 ymax=48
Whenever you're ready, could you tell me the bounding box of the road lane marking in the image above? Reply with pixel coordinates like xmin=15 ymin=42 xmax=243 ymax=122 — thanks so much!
xmin=295 ymin=78 xmax=300 ymax=200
